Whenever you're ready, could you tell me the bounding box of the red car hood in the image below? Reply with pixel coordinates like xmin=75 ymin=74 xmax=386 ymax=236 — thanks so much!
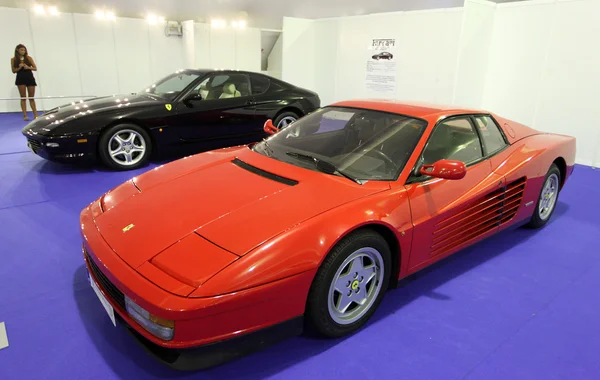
xmin=93 ymin=146 xmax=389 ymax=270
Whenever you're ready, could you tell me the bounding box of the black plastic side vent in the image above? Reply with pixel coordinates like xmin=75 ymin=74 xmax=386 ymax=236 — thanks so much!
xmin=232 ymin=158 xmax=298 ymax=186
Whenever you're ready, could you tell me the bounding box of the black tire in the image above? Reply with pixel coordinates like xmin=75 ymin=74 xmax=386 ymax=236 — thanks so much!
xmin=526 ymin=163 xmax=561 ymax=228
xmin=98 ymin=123 xmax=152 ymax=170
xmin=305 ymin=229 xmax=392 ymax=338
xmin=274 ymin=111 xmax=300 ymax=130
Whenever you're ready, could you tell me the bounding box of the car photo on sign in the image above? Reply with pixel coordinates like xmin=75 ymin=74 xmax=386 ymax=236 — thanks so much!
xmin=21 ymin=69 xmax=320 ymax=170
xmin=372 ymin=51 xmax=394 ymax=60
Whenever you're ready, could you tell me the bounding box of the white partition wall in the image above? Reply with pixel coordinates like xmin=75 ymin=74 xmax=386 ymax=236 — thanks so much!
xmin=482 ymin=0 xmax=600 ymax=167
xmin=113 ymin=18 xmax=153 ymax=94
xmin=28 ymin=11 xmax=84 ymax=110
xmin=282 ymin=18 xmax=317 ymax=93
xmin=235 ymin=28 xmax=261 ymax=72
xmin=0 ymin=10 xmax=262 ymax=113
xmin=0 ymin=7 xmax=36 ymax=113
xmin=73 ymin=14 xmax=120 ymax=99
xmin=209 ymin=28 xmax=236 ymax=69
xmin=282 ymin=9 xmax=463 ymax=107
xmin=148 ymin=24 xmax=184 ymax=81
xmin=282 ymin=0 xmax=600 ymax=166
xmin=267 ymin=34 xmax=283 ymax=79
xmin=182 ymin=20 xmax=196 ymax=69
xmin=193 ymin=23 xmax=212 ymax=68
xmin=452 ymin=0 xmax=496 ymax=108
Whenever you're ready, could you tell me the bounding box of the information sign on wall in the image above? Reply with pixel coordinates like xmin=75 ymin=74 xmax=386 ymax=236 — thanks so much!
xmin=366 ymin=38 xmax=397 ymax=97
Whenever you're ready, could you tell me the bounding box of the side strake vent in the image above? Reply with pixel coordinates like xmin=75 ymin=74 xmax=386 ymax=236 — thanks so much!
xmin=232 ymin=158 xmax=299 ymax=186
xmin=430 ymin=177 xmax=526 ymax=257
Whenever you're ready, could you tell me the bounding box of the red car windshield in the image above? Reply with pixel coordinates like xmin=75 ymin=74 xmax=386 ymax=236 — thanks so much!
xmin=254 ymin=107 xmax=427 ymax=182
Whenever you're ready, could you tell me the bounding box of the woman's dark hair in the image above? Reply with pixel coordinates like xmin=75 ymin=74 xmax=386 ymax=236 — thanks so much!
xmin=13 ymin=44 xmax=31 ymax=68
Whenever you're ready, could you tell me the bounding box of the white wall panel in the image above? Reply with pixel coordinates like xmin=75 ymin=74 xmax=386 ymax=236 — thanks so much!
xmin=181 ymin=20 xmax=195 ymax=69
xmin=267 ymin=34 xmax=283 ymax=79
xmin=0 ymin=7 xmax=35 ymax=112
xmin=113 ymin=18 xmax=152 ymax=94
xmin=482 ymin=2 xmax=554 ymax=126
xmin=73 ymin=14 xmax=119 ymax=99
xmin=210 ymin=28 xmax=235 ymax=69
xmin=29 ymin=12 xmax=82 ymax=110
xmin=235 ymin=27 xmax=261 ymax=71
xmin=193 ymin=23 xmax=211 ymax=69
xmin=531 ymin=0 xmax=600 ymax=167
xmin=396 ymin=9 xmax=462 ymax=104
xmin=148 ymin=24 xmax=184 ymax=81
xmin=452 ymin=0 xmax=496 ymax=109
xmin=282 ymin=17 xmax=316 ymax=91
xmin=311 ymin=20 xmax=338 ymax=105
xmin=285 ymin=10 xmax=462 ymax=106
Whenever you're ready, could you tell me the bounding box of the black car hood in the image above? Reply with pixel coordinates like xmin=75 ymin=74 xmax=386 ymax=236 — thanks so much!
xmin=23 ymin=93 xmax=162 ymax=135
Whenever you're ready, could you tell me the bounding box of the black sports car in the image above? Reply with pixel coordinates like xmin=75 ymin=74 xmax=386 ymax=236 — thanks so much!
xmin=22 ymin=69 xmax=320 ymax=170
xmin=371 ymin=52 xmax=393 ymax=60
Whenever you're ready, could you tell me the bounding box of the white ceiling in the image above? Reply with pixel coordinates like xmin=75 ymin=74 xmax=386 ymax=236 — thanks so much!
xmin=0 ymin=0 xmax=530 ymax=29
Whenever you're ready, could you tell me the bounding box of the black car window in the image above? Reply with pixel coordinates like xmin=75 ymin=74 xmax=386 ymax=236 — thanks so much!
xmin=250 ymin=75 xmax=270 ymax=95
xmin=192 ymin=73 xmax=251 ymax=100
xmin=474 ymin=115 xmax=507 ymax=155
xmin=421 ymin=117 xmax=483 ymax=166
xmin=141 ymin=72 xmax=202 ymax=100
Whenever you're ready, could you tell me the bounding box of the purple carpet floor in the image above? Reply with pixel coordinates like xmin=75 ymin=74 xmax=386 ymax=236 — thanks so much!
xmin=1 ymin=112 xmax=599 ymax=379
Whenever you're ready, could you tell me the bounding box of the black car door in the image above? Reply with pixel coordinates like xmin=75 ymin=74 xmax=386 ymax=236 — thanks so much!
xmin=168 ymin=73 xmax=259 ymax=146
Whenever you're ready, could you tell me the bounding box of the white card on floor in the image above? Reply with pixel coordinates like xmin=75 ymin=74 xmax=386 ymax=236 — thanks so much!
xmin=89 ymin=275 xmax=116 ymax=327
xmin=0 ymin=322 xmax=8 ymax=350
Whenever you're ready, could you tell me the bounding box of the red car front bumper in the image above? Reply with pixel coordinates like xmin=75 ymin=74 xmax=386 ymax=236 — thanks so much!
xmin=80 ymin=204 xmax=313 ymax=370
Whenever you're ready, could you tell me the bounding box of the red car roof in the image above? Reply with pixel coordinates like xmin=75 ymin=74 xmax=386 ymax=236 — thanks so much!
xmin=331 ymin=99 xmax=486 ymax=119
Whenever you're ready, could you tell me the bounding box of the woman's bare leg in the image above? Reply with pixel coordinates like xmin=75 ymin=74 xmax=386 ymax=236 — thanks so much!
xmin=27 ymin=86 xmax=38 ymax=118
xmin=17 ymin=85 xmax=28 ymax=120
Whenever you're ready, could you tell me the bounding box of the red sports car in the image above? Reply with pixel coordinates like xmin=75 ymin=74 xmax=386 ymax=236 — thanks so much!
xmin=81 ymin=100 xmax=576 ymax=370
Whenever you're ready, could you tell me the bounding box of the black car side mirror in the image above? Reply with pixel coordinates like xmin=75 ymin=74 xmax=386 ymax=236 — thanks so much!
xmin=183 ymin=93 xmax=202 ymax=106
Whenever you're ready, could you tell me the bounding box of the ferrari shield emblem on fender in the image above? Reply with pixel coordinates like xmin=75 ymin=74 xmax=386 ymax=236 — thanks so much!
xmin=122 ymin=223 xmax=135 ymax=233
xmin=165 ymin=104 xmax=172 ymax=111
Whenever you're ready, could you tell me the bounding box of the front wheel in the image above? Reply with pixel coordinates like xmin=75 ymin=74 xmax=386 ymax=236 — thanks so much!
xmin=527 ymin=163 xmax=561 ymax=228
xmin=98 ymin=124 xmax=152 ymax=170
xmin=306 ymin=229 xmax=391 ymax=338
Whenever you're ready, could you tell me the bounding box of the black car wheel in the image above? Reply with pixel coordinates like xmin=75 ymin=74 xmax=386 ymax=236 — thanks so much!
xmin=98 ymin=124 xmax=152 ymax=170
xmin=526 ymin=163 xmax=561 ymax=228
xmin=274 ymin=112 xmax=300 ymax=130
xmin=305 ymin=229 xmax=391 ymax=338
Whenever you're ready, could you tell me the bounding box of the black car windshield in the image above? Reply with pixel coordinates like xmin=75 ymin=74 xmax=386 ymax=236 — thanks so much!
xmin=140 ymin=72 xmax=202 ymax=100
xmin=253 ymin=107 xmax=427 ymax=182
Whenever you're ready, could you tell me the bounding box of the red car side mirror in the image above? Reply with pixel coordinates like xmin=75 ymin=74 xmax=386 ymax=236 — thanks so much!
xmin=420 ymin=159 xmax=466 ymax=180
xmin=264 ymin=119 xmax=278 ymax=135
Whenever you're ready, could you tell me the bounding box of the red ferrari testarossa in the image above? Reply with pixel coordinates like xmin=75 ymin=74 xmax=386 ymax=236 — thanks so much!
xmin=81 ymin=100 xmax=576 ymax=370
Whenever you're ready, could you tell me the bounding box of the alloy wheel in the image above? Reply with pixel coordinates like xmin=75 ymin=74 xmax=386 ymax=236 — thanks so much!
xmin=327 ymin=247 xmax=384 ymax=325
xmin=107 ymin=129 xmax=147 ymax=167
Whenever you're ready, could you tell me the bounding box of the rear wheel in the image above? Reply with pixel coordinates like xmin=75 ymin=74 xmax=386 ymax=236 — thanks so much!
xmin=274 ymin=111 xmax=299 ymax=130
xmin=98 ymin=124 xmax=152 ymax=170
xmin=527 ymin=163 xmax=561 ymax=228
xmin=306 ymin=229 xmax=391 ymax=338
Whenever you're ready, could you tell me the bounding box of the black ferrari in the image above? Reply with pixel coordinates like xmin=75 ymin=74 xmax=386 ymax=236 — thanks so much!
xmin=22 ymin=69 xmax=320 ymax=170
xmin=371 ymin=52 xmax=393 ymax=60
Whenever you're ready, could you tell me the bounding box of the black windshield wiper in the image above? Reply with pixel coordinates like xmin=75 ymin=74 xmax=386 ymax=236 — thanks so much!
xmin=285 ymin=151 xmax=363 ymax=184
xmin=260 ymin=139 xmax=274 ymax=156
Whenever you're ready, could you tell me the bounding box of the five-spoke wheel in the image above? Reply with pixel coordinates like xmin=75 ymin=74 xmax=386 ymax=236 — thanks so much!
xmin=327 ymin=247 xmax=384 ymax=325
xmin=306 ymin=229 xmax=391 ymax=338
xmin=527 ymin=163 xmax=562 ymax=228
xmin=98 ymin=124 xmax=152 ymax=170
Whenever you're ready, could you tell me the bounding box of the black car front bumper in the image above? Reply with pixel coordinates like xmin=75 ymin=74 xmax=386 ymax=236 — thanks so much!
xmin=24 ymin=132 xmax=98 ymax=163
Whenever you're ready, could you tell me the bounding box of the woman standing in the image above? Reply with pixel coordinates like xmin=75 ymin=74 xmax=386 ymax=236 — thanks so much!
xmin=11 ymin=44 xmax=38 ymax=120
